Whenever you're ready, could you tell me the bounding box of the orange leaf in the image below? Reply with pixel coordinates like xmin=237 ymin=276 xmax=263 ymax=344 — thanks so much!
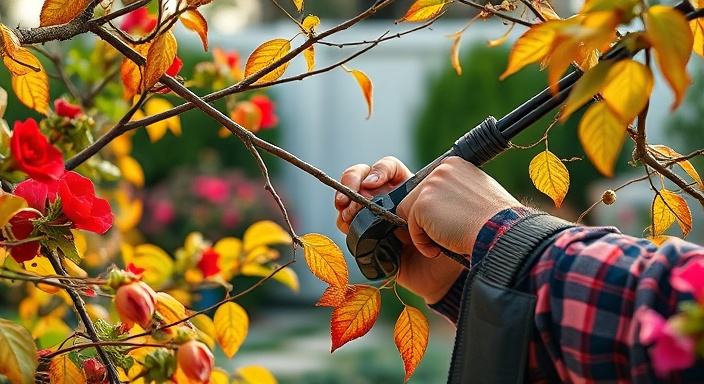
xmin=648 ymin=145 xmax=704 ymax=189
xmin=690 ymin=19 xmax=704 ymax=59
xmin=144 ymin=31 xmax=178 ymax=92
xmin=292 ymin=0 xmax=303 ymax=12
xmin=301 ymin=15 xmax=320 ymax=36
xmin=500 ymin=21 xmax=558 ymax=80
xmin=244 ymin=38 xmax=291 ymax=84
xmin=330 ymin=284 xmax=380 ymax=352
xmin=560 ymin=59 xmax=612 ymax=121
xmin=399 ymin=0 xmax=451 ymax=23
xmin=39 ymin=0 xmax=92 ymax=27
xmin=11 ymin=65 xmax=49 ymax=115
xmin=0 ymin=319 xmax=38 ymax=384
xmin=342 ymin=65 xmax=373 ymax=119
xmin=578 ymin=102 xmax=627 ymax=177
xmin=644 ymin=5 xmax=693 ymax=109
xmin=48 ymin=353 xmax=86 ymax=384
xmin=300 ymin=233 xmax=348 ymax=288
xmin=652 ymin=189 xmax=692 ymax=237
xmin=2 ymin=46 xmax=41 ymax=76
xmin=235 ymin=366 xmax=278 ymax=384
xmin=488 ymin=23 xmax=515 ymax=47
xmin=316 ymin=285 xmax=348 ymax=307
xmin=600 ymin=59 xmax=654 ymax=124
xmin=528 ymin=150 xmax=570 ymax=208
xmin=394 ymin=306 xmax=429 ymax=382
xmin=213 ymin=301 xmax=249 ymax=359
xmin=120 ymin=43 xmax=151 ymax=100
xmin=180 ymin=10 xmax=209 ymax=51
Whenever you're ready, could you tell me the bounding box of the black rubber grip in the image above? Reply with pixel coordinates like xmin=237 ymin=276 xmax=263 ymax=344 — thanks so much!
xmin=451 ymin=116 xmax=510 ymax=166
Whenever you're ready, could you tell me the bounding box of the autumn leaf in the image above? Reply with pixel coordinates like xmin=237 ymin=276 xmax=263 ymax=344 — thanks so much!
xmin=240 ymin=263 xmax=300 ymax=292
xmin=528 ymin=150 xmax=569 ymax=208
xmin=191 ymin=314 xmax=216 ymax=349
xmin=292 ymin=0 xmax=304 ymax=12
xmin=500 ymin=21 xmax=557 ymax=80
xmin=342 ymin=65 xmax=373 ymax=119
xmin=144 ymin=31 xmax=178 ymax=92
xmin=11 ymin=64 xmax=49 ymax=115
xmin=600 ymin=59 xmax=654 ymax=124
xmin=299 ymin=233 xmax=348 ymax=288
xmin=40 ymin=0 xmax=92 ymax=26
xmin=330 ymin=284 xmax=381 ymax=352
xmin=118 ymin=155 xmax=144 ymax=187
xmin=24 ymin=256 xmax=61 ymax=294
xmin=316 ymin=285 xmax=348 ymax=307
xmin=244 ymin=38 xmax=291 ymax=84
xmin=243 ymin=220 xmax=292 ymax=253
xmin=180 ymin=10 xmax=209 ymax=51
xmin=2 ymin=47 xmax=41 ymax=76
xmin=304 ymin=45 xmax=315 ymax=72
xmin=154 ymin=292 xmax=188 ymax=325
xmin=652 ymin=189 xmax=692 ymax=237
xmin=235 ymin=365 xmax=278 ymax=384
xmin=644 ymin=5 xmax=693 ymax=109
xmin=143 ymin=97 xmax=181 ymax=142
xmin=0 ymin=319 xmax=38 ymax=384
xmin=578 ymin=102 xmax=627 ymax=177
xmin=648 ymin=145 xmax=703 ymax=189
xmin=560 ymin=59 xmax=613 ymax=121
xmin=209 ymin=367 xmax=230 ymax=384
xmin=399 ymin=0 xmax=451 ymax=23
xmin=394 ymin=306 xmax=429 ymax=382
xmin=120 ymin=43 xmax=151 ymax=100
xmin=122 ymin=243 xmax=174 ymax=289
xmin=214 ymin=302 xmax=249 ymax=358
xmin=691 ymin=19 xmax=704 ymax=59
xmin=49 ymin=354 xmax=86 ymax=384
xmin=449 ymin=31 xmax=463 ymax=76
xmin=0 ymin=192 xmax=27 ymax=227
xmin=488 ymin=23 xmax=515 ymax=47
xmin=301 ymin=15 xmax=320 ymax=36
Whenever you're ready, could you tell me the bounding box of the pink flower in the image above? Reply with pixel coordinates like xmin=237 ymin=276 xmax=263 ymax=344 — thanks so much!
xmin=638 ymin=308 xmax=696 ymax=377
xmin=671 ymin=258 xmax=704 ymax=304
xmin=120 ymin=7 xmax=157 ymax=34
xmin=177 ymin=340 xmax=214 ymax=383
xmin=115 ymin=281 xmax=156 ymax=329
xmin=54 ymin=98 xmax=82 ymax=119
xmin=192 ymin=176 xmax=229 ymax=204
xmin=153 ymin=201 xmax=175 ymax=225
xmin=250 ymin=95 xmax=278 ymax=129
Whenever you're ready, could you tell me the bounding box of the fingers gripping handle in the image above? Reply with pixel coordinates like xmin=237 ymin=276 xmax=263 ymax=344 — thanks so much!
xmin=451 ymin=116 xmax=509 ymax=166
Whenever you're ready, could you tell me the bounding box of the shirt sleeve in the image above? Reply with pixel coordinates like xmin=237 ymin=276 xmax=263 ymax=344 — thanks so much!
xmin=529 ymin=226 xmax=704 ymax=382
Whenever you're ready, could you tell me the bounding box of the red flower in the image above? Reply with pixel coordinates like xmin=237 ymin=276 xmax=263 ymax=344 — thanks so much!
xmin=13 ymin=177 xmax=59 ymax=215
xmin=197 ymin=248 xmax=221 ymax=278
xmin=2 ymin=210 xmax=41 ymax=263
xmin=115 ymin=281 xmax=156 ymax=329
xmin=58 ymin=171 xmax=113 ymax=234
xmin=120 ymin=7 xmax=157 ymax=34
xmin=54 ymin=98 xmax=82 ymax=119
xmin=83 ymin=358 xmax=108 ymax=384
xmin=177 ymin=340 xmax=214 ymax=383
xmin=250 ymin=95 xmax=278 ymax=129
xmin=10 ymin=119 xmax=64 ymax=182
xmin=166 ymin=56 xmax=183 ymax=77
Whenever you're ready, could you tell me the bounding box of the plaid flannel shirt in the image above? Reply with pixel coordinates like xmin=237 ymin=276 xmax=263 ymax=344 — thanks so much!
xmin=430 ymin=208 xmax=704 ymax=383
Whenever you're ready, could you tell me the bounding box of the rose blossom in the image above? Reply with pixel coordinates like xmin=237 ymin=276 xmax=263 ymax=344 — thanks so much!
xmin=250 ymin=94 xmax=278 ymax=129
xmin=58 ymin=171 xmax=114 ymax=234
xmin=177 ymin=340 xmax=214 ymax=383
xmin=120 ymin=7 xmax=156 ymax=34
xmin=9 ymin=119 xmax=64 ymax=182
xmin=638 ymin=308 xmax=696 ymax=377
xmin=54 ymin=98 xmax=83 ymax=119
xmin=671 ymin=258 xmax=704 ymax=304
xmin=114 ymin=281 xmax=157 ymax=329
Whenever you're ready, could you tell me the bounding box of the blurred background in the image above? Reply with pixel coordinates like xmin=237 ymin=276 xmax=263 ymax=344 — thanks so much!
xmin=1 ymin=0 xmax=704 ymax=382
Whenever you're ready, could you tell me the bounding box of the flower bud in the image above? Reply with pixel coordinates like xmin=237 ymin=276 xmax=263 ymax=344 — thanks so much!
xmin=115 ymin=281 xmax=157 ymax=329
xmin=83 ymin=358 xmax=108 ymax=384
xmin=177 ymin=340 xmax=214 ymax=384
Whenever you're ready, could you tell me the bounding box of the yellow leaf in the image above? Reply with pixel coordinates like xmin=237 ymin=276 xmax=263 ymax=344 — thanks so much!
xmin=644 ymin=5 xmax=693 ymax=109
xmin=210 ymin=367 xmax=230 ymax=384
xmin=578 ymin=102 xmax=627 ymax=177
xmin=244 ymin=38 xmax=291 ymax=84
xmin=243 ymin=220 xmax=292 ymax=253
xmin=240 ymin=263 xmax=299 ymax=293
xmin=399 ymin=0 xmax=451 ymax=23
xmin=143 ymin=97 xmax=181 ymax=142
xmin=647 ymin=235 xmax=671 ymax=246
xmin=213 ymin=237 xmax=243 ymax=279
xmin=0 ymin=192 xmax=27 ymax=227
xmin=488 ymin=23 xmax=515 ymax=47
xmin=191 ymin=314 xmax=216 ymax=349
xmin=545 ymin=35 xmax=581 ymax=95
xmin=2 ymin=47 xmax=41 ymax=76
xmin=213 ymin=302 xmax=249 ymax=359
xmin=600 ymin=59 xmax=654 ymax=124
xmin=560 ymin=59 xmax=613 ymax=121
xmin=118 ymin=155 xmax=144 ymax=187
xmin=24 ymin=256 xmax=61 ymax=294
xmin=120 ymin=43 xmax=151 ymax=100
xmin=292 ymin=0 xmax=303 ymax=12
xmin=301 ymin=15 xmax=320 ymax=36
xmin=394 ymin=306 xmax=429 ymax=382
xmin=0 ymin=319 xmax=37 ymax=384
xmin=11 ymin=64 xmax=49 ymax=115
xmin=114 ymin=190 xmax=143 ymax=232
xmin=652 ymin=189 xmax=692 ymax=237
xmin=648 ymin=145 xmax=704 ymax=189
xmin=500 ymin=21 xmax=558 ymax=80
xmin=299 ymin=233 xmax=348 ymax=288
xmin=341 ymin=65 xmax=373 ymax=119
xmin=528 ymin=150 xmax=569 ymax=208
xmin=235 ymin=365 xmax=278 ymax=384
xmin=126 ymin=244 xmax=174 ymax=289
xmin=449 ymin=31 xmax=463 ymax=76
xmin=180 ymin=10 xmax=209 ymax=51
xmin=40 ymin=0 xmax=92 ymax=27
xmin=690 ymin=19 xmax=704 ymax=59
xmin=154 ymin=292 xmax=188 ymax=325
xmin=330 ymin=284 xmax=380 ymax=352
xmin=304 ymin=45 xmax=315 ymax=72
xmin=48 ymin=352 xmax=86 ymax=384
xmin=144 ymin=31 xmax=178 ymax=91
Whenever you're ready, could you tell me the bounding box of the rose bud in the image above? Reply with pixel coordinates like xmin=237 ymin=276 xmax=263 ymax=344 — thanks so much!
xmin=177 ymin=340 xmax=214 ymax=383
xmin=114 ymin=281 xmax=157 ymax=329
xmin=83 ymin=358 xmax=108 ymax=384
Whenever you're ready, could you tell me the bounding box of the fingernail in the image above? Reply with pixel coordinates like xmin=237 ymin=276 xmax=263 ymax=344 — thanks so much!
xmin=363 ymin=173 xmax=378 ymax=184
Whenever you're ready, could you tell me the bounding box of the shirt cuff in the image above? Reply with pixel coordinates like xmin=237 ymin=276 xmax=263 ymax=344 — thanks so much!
xmin=428 ymin=206 xmax=540 ymax=325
